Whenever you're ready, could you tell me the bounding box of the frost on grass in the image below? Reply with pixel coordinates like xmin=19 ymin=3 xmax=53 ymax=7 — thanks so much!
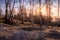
xmin=8 ymin=30 xmax=46 ymax=40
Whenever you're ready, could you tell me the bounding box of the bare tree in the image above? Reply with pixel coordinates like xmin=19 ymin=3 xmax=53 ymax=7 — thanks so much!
xmin=9 ymin=0 xmax=15 ymax=21
xmin=56 ymin=0 xmax=59 ymax=29
xmin=19 ymin=0 xmax=26 ymax=24
xmin=22 ymin=0 xmax=27 ymax=22
xmin=5 ymin=0 xmax=15 ymax=23
xmin=39 ymin=0 xmax=42 ymax=27
xmin=5 ymin=0 xmax=9 ymax=22
xmin=45 ymin=0 xmax=51 ymax=25
xmin=29 ymin=0 xmax=32 ymax=24
xmin=29 ymin=0 xmax=35 ymax=25
xmin=19 ymin=0 xmax=22 ymax=20
xmin=0 ymin=0 xmax=2 ymax=16
xmin=21 ymin=0 xmax=24 ymax=24
xmin=58 ymin=0 xmax=59 ymax=17
xmin=31 ymin=0 xmax=34 ymax=25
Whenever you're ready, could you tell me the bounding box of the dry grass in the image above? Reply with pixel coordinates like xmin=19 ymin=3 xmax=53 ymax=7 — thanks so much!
xmin=0 ymin=23 xmax=60 ymax=40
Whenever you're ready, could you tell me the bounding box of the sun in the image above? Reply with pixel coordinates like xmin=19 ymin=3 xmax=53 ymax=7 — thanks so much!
xmin=36 ymin=7 xmax=41 ymax=15
xmin=36 ymin=7 xmax=47 ymax=16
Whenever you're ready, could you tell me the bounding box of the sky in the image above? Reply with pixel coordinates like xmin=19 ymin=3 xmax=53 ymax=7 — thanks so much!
xmin=0 ymin=0 xmax=60 ymax=18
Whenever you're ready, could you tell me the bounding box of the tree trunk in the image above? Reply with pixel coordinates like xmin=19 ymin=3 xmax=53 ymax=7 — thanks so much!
xmin=39 ymin=0 xmax=42 ymax=27
xmin=45 ymin=0 xmax=51 ymax=25
xmin=9 ymin=0 xmax=15 ymax=21
xmin=0 ymin=0 xmax=2 ymax=16
xmin=5 ymin=0 xmax=9 ymax=22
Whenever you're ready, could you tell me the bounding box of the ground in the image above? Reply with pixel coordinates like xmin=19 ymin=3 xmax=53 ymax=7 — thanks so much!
xmin=0 ymin=23 xmax=60 ymax=40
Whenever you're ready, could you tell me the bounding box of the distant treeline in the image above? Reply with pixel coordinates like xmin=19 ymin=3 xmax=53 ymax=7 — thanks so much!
xmin=0 ymin=0 xmax=60 ymax=26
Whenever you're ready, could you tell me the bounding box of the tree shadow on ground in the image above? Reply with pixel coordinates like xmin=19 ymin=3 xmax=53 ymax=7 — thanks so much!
xmin=20 ymin=27 xmax=45 ymax=31
xmin=47 ymin=30 xmax=60 ymax=39
xmin=0 ymin=30 xmax=46 ymax=40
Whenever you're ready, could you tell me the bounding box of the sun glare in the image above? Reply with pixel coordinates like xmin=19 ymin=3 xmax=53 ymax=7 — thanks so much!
xmin=41 ymin=7 xmax=46 ymax=16
xmin=36 ymin=8 xmax=40 ymax=15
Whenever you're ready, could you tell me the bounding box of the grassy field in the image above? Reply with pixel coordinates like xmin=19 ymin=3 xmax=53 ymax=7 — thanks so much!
xmin=0 ymin=23 xmax=60 ymax=40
